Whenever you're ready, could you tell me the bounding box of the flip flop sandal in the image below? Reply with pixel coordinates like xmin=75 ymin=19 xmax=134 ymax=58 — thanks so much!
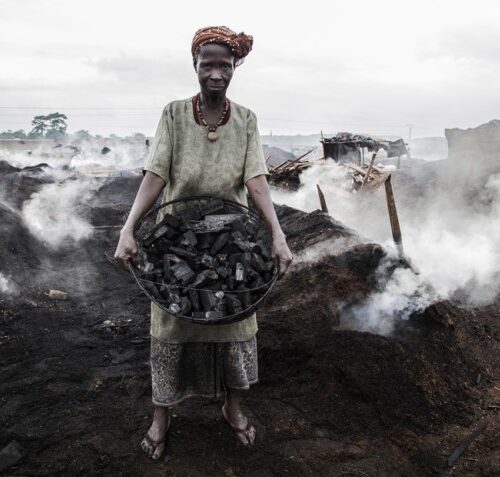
xmin=141 ymin=417 xmax=171 ymax=461
xmin=222 ymin=406 xmax=256 ymax=446
xmin=141 ymin=434 xmax=167 ymax=460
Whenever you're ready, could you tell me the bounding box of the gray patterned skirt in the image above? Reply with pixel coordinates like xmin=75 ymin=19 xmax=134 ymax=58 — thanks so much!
xmin=150 ymin=336 xmax=258 ymax=406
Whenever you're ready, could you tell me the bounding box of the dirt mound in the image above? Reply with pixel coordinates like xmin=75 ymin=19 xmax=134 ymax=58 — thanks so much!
xmin=0 ymin=203 xmax=48 ymax=284
xmin=262 ymin=145 xmax=295 ymax=168
xmin=0 ymin=176 xmax=498 ymax=476
xmin=0 ymin=160 xmax=21 ymax=175
xmin=0 ymin=163 xmax=54 ymax=208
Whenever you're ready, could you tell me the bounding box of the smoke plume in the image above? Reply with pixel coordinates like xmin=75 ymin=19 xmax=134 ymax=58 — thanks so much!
xmin=0 ymin=273 xmax=18 ymax=296
xmin=271 ymin=157 xmax=500 ymax=334
xmin=21 ymin=177 xmax=102 ymax=249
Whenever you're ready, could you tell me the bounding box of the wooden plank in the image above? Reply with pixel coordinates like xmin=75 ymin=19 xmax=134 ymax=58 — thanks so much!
xmin=360 ymin=152 xmax=377 ymax=189
xmin=347 ymin=164 xmax=368 ymax=175
xmin=384 ymin=175 xmax=403 ymax=256
xmin=448 ymin=421 xmax=487 ymax=467
xmin=270 ymin=159 xmax=289 ymax=173
xmin=273 ymin=146 xmax=317 ymax=171
xmin=316 ymin=184 xmax=329 ymax=214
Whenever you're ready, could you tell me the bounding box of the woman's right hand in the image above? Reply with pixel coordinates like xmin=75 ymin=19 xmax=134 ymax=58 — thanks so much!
xmin=114 ymin=228 xmax=138 ymax=270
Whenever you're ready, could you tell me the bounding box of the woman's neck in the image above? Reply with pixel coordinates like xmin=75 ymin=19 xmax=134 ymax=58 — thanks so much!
xmin=199 ymin=91 xmax=226 ymax=111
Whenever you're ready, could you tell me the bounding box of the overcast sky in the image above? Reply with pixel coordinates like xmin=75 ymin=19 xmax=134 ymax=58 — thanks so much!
xmin=1 ymin=0 xmax=499 ymax=138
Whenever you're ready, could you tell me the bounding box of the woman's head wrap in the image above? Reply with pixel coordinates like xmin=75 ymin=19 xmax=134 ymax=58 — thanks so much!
xmin=192 ymin=26 xmax=253 ymax=66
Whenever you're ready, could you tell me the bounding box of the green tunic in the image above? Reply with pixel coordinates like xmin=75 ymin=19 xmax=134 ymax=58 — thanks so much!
xmin=143 ymin=97 xmax=269 ymax=343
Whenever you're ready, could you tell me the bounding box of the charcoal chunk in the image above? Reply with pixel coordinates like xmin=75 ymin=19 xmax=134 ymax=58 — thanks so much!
xmin=199 ymin=290 xmax=217 ymax=311
xmin=183 ymin=206 xmax=202 ymax=220
xmin=237 ymin=286 xmax=252 ymax=308
xmin=197 ymin=233 xmax=214 ymax=250
xmin=192 ymin=311 xmax=208 ymax=320
xmin=210 ymin=233 xmax=228 ymax=255
xmin=249 ymin=276 xmax=264 ymax=290
xmin=142 ymin=280 xmax=162 ymax=300
xmin=216 ymin=265 xmax=229 ymax=279
xmin=205 ymin=311 xmax=223 ymax=321
xmin=188 ymin=289 xmax=200 ymax=311
xmin=192 ymin=270 xmax=218 ymax=287
xmin=200 ymin=254 xmax=214 ymax=269
xmin=215 ymin=253 xmax=228 ymax=264
xmin=162 ymin=214 xmax=182 ymax=229
xmin=168 ymin=303 xmax=181 ymax=314
xmin=235 ymin=262 xmax=245 ymax=282
xmin=246 ymin=267 xmax=259 ymax=281
xmin=226 ymin=294 xmax=243 ymax=315
xmin=159 ymin=284 xmax=172 ymax=300
xmin=231 ymin=218 xmax=247 ymax=234
xmin=199 ymin=199 xmax=224 ymax=216
xmin=180 ymin=230 xmax=198 ymax=247
xmin=232 ymin=231 xmax=255 ymax=252
xmin=228 ymin=253 xmax=243 ymax=266
xmin=171 ymin=262 xmax=195 ymax=284
xmin=143 ymin=224 xmax=176 ymax=247
xmin=222 ymin=241 xmax=241 ymax=255
xmin=163 ymin=255 xmax=172 ymax=280
xmin=168 ymin=246 xmax=197 ymax=260
xmin=180 ymin=296 xmax=192 ymax=314
xmin=168 ymin=292 xmax=180 ymax=304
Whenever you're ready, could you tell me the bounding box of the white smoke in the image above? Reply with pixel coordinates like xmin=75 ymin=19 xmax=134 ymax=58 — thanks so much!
xmin=271 ymin=158 xmax=500 ymax=334
xmin=68 ymin=139 xmax=146 ymax=171
xmin=1 ymin=139 xmax=142 ymax=249
xmin=0 ymin=273 xmax=18 ymax=296
xmin=0 ymin=138 xmax=146 ymax=172
xmin=22 ymin=177 xmax=102 ymax=248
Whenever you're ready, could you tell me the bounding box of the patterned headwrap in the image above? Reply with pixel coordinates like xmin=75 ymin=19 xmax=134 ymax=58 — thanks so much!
xmin=191 ymin=26 xmax=253 ymax=67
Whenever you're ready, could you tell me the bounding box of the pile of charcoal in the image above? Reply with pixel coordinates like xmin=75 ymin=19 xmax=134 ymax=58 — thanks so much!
xmin=136 ymin=198 xmax=276 ymax=324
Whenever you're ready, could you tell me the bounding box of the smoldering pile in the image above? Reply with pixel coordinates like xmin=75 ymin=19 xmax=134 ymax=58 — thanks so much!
xmin=134 ymin=198 xmax=276 ymax=324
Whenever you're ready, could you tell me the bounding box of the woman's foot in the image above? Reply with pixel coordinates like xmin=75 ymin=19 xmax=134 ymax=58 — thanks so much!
xmin=222 ymin=401 xmax=256 ymax=447
xmin=141 ymin=406 xmax=170 ymax=460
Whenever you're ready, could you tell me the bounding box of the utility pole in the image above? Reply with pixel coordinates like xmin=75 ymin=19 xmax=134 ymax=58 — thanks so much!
xmin=406 ymin=123 xmax=414 ymax=159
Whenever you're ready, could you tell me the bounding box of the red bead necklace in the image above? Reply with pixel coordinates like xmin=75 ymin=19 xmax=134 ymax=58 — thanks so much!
xmin=195 ymin=94 xmax=229 ymax=142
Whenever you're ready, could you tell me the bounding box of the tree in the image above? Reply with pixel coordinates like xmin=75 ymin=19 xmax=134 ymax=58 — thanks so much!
xmin=30 ymin=112 xmax=68 ymax=139
xmin=0 ymin=129 xmax=27 ymax=139
xmin=74 ymin=129 xmax=92 ymax=141
xmin=131 ymin=132 xmax=146 ymax=142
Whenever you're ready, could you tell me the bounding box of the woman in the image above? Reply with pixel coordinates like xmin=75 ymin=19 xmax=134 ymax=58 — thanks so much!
xmin=114 ymin=26 xmax=292 ymax=460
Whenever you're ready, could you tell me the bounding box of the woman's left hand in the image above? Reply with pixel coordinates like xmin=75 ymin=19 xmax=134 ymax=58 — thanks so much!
xmin=272 ymin=232 xmax=293 ymax=278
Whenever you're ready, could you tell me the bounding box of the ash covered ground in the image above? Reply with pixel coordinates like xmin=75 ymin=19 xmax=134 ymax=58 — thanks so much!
xmin=0 ymin=149 xmax=499 ymax=476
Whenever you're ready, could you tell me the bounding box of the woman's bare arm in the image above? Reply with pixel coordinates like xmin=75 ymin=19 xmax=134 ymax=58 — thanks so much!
xmin=246 ymin=175 xmax=293 ymax=277
xmin=114 ymin=171 xmax=166 ymax=267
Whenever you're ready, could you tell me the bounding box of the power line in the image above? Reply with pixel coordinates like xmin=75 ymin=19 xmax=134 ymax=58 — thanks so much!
xmin=0 ymin=110 xmax=413 ymax=129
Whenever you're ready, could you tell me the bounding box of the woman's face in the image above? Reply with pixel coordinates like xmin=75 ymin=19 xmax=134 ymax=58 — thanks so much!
xmin=194 ymin=43 xmax=235 ymax=97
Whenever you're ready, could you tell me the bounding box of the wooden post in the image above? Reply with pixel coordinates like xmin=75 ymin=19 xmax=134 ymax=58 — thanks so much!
xmin=384 ymin=175 xmax=403 ymax=256
xmin=360 ymin=152 xmax=377 ymax=189
xmin=316 ymin=184 xmax=329 ymax=214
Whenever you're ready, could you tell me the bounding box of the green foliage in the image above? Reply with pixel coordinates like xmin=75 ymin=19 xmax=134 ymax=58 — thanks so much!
xmin=30 ymin=112 xmax=68 ymax=139
xmin=131 ymin=132 xmax=146 ymax=141
xmin=74 ymin=129 xmax=92 ymax=141
xmin=0 ymin=129 xmax=28 ymax=139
